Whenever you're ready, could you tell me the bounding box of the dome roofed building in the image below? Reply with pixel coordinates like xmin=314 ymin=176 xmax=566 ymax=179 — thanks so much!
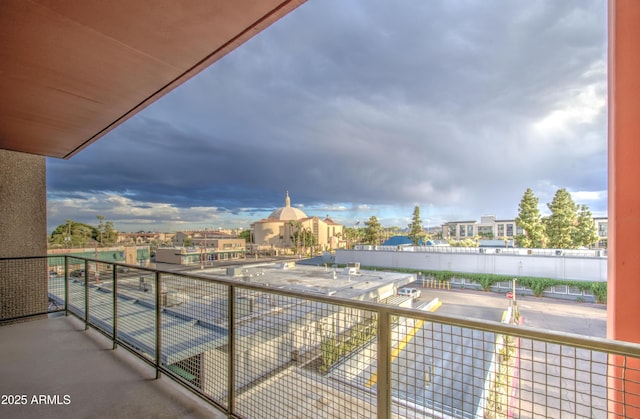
xmin=251 ymin=192 xmax=344 ymax=255
xmin=267 ymin=192 xmax=307 ymax=221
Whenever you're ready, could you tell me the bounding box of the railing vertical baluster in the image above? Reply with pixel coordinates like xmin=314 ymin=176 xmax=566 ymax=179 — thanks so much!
xmin=64 ymin=256 xmax=69 ymax=316
xmin=377 ymin=310 xmax=391 ymax=419
xmin=155 ymin=271 xmax=162 ymax=379
xmin=112 ymin=263 xmax=118 ymax=350
xmin=84 ymin=259 xmax=89 ymax=330
xmin=228 ymin=285 xmax=236 ymax=415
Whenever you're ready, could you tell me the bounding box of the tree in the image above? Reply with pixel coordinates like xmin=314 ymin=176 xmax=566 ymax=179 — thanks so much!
xmin=342 ymin=227 xmax=361 ymax=249
xmin=545 ymin=188 xmax=578 ymax=249
xmin=573 ymin=205 xmax=599 ymax=248
xmin=104 ymin=221 xmax=117 ymax=245
xmin=289 ymin=220 xmax=303 ymax=255
xmin=97 ymin=215 xmax=105 ymax=245
xmin=301 ymin=227 xmax=317 ymax=256
xmin=407 ymin=205 xmax=424 ymax=245
xmin=363 ymin=216 xmax=383 ymax=245
xmin=238 ymin=230 xmax=252 ymax=243
xmin=49 ymin=220 xmax=98 ymax=248
xmin=515 ymin=188 xmax=547 ymax=248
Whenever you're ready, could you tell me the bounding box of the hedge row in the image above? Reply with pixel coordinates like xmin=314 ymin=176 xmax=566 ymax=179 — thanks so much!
xmin=352 ymin=265 xmax=607 ymax=304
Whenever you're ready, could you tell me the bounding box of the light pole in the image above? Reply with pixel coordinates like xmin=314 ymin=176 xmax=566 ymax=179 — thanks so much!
xmin=200 ymin=229 xmax=208 ymax=270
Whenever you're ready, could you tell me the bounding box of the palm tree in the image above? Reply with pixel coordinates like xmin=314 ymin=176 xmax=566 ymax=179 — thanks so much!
xmin=289 ymin=221 xmax=303 ymax=255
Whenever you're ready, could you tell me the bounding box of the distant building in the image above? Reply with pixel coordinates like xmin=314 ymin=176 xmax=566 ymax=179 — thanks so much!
xmin=171 ymin=230 xmax=236 ymax=247
xmin=442 ymin=215 xmax=608 ymax=249
xmin=442 ymin=215 xmax=523 ymax=242
xmin=594 ymin=217 xmax=608 ymax=249
xmin=48 ymin=245 xmax=151 ymax=267
xmin=251 ymin=192 xmax=344 ymax=253
xmin=117 ymin=232 xmax=175 ymax=245
xmin=156 ymin=231 xmax=246 ymax=265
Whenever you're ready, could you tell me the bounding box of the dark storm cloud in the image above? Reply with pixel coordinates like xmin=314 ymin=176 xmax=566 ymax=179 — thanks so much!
xmin=47 ymin=0 xmax=607 ymax=230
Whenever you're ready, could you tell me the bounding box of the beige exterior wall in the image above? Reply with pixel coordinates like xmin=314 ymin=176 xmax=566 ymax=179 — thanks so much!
xmin=209 ymin=238 xmax=245 ymax=251
xmin=0 ymin=149 xmax=48 ymax=321
xmin=253 ymin=221 xmax=285 ymax=248
xmin=253 ymin=218 xmax=344 ymax=251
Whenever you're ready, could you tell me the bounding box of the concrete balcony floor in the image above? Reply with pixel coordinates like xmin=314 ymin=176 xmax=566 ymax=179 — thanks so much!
xmin=0 ymin=314 xmax=225 ymax=419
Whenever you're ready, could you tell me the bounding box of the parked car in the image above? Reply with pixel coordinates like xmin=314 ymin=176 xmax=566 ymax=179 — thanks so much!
xmin=398 ymin=288 xmax=421 ymax=300
xmin=70 ymin=269 xmax=85 ymax=278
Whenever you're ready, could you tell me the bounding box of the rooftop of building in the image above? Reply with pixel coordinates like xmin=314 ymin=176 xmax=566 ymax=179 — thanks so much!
xmin=266 ymin=192 xmax=308 ymax=221
xmin=198 ymin=262 xmax=415 ymax=301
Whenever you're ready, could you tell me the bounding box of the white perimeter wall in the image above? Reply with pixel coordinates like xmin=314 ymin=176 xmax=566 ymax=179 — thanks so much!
xmin=336 ymin=250 xmax=607 ymax=282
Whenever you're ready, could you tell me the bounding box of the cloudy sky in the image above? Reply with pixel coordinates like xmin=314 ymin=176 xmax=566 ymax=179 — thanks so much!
xmin=46 ymin=0 xmax=607 ymax=233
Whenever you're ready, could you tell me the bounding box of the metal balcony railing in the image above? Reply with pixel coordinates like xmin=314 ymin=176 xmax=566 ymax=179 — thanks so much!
xmin=2 ymin=255 xmax=640 ymax=418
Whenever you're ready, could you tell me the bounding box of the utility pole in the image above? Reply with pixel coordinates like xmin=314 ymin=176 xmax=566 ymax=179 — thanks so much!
xmin=200 ymin=229 xmax=208 ymax=270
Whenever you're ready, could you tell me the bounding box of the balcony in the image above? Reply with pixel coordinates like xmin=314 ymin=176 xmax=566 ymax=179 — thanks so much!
xmin=2 ymin=255 xmax=640 ymax=418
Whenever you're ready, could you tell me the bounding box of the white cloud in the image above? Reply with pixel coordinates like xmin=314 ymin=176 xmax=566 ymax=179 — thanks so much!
xmin=572 ymin=190 xmax=606 ymax=202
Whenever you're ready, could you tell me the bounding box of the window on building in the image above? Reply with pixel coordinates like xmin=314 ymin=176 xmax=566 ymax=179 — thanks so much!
xmin=497 ymin=224 xmax=505 ymax=237
xmin=506 ymin=224 xmax=514 ymax=237
xmin=467 ymin=225 xmax=474 ymax=237
xmin=478 ymin=226 xmax=493 ymax=238
xmin=598 ymin=222 xmax=608 ymax=237
xmin=460 ymin=225 xmax=466 ymax=237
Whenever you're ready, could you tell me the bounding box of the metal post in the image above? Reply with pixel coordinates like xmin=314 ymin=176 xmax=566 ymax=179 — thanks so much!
xmin=84 ymin=259 xmax=89 ymax=330
xmin=155 ymin=271 xmax=162 ymax=379
xmin=64 ymin=256 xmax=69 ymax=316
xmin=228 ymin=285 xmax=236 ymax=415
xmin=113 ymin=264 xmax=118 ymax=350
xmin=377 ymin=311 xmax=391 ymax=419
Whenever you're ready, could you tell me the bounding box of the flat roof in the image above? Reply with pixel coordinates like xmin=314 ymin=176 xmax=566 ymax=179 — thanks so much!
xmin=49 ymin=277 xmax=227 ymax=365
xmin=199 ymin=262 xmax=416 ymax=301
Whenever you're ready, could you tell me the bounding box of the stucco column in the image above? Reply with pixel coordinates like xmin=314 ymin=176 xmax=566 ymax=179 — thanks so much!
xmin=608 ymin=0 xmax=640 ymax=416
xmin=0 ymin=149 xmax=48 ymax=321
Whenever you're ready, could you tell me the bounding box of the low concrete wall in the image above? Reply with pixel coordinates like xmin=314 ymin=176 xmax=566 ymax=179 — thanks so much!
xmin=336 ymin=249 xmax=607 ymax=282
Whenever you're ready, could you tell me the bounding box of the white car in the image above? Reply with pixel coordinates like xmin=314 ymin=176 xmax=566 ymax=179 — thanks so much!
xmin=398 ymin=288 xmax=421 ymax=300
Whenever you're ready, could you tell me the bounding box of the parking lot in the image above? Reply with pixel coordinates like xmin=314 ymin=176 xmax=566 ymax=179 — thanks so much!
xmin=414 ymin=287 xmax=607 ymax=338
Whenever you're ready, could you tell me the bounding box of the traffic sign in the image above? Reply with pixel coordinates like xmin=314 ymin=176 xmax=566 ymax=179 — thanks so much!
xmin=506 ymin=291 xmax=513 ymax=299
